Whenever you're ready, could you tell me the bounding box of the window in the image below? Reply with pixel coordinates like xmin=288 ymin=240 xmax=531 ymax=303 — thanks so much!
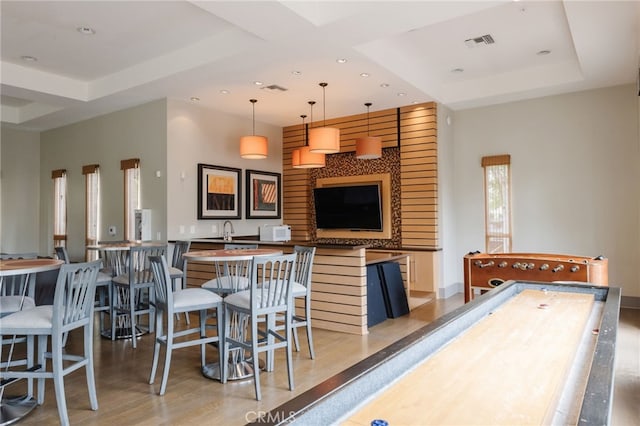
xmin=83 ymin=164 xmax=100 ymax=260
xmin=121 ymin=158 xmax=140 ymax=241
xmin=52 ymin=169 xmax=67 ymax=248
xmin=482 ymin=155 xmax=512 ymax=253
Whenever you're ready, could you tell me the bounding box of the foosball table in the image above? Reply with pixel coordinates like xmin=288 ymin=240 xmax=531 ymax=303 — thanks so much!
xmin=463 ymin=252 xmax=608 ymax=302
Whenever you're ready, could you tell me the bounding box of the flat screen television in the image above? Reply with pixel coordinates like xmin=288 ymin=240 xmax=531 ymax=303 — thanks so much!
xmin=313 ymin=184 xmax=383 ymax=231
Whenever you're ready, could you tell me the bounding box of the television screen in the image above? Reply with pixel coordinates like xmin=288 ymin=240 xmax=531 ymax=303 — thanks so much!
xmin=313 ymin=184 xmax=383 ymax=231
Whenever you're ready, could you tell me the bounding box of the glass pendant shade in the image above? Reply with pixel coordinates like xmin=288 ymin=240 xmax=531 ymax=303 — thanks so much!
xmin=240 ymin=99 xmax=268 ymax=159
xmin=356 ymin=135 xmax=382 ymax=159
xmin=298 ymin=146 xmax=325 ymax=168
xmin=240 ymin=135 xmax=268 ymax=159
xmin=309 ymin=127 xmax=340 ymax=154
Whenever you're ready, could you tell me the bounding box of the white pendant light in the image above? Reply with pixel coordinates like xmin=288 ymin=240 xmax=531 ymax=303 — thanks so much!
xmin=240 ymin=99 xmax=268 ymax=159
xmin=309 ymin=82 xmax=340 ymax=154
xmin=355 ymin=102 xmax=382 ymax=159
xmin=297 ymin=101 xmax=325 ymax=168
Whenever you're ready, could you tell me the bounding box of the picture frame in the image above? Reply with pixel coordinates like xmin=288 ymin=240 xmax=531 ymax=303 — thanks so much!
xmin=245 ymin=169 xmax=281 ymax=219
xmin=197 ymin=163 xmax=241 ymax=219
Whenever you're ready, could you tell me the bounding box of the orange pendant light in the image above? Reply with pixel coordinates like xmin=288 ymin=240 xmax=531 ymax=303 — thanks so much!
xmin=309 ymin=82 xmax=340 ymax=154
xmin=355 ymin=102 xmax=382 ymax=159
xmin=240 ymin=99 xmax=268 ymax=159
xmin=294 ymin=103 xmax=325 ymax=168
xmin=292 ymin=114 xmax=305 ymax=168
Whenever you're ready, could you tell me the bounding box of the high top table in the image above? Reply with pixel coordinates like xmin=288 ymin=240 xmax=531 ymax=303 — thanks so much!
xmin=0 ymin=258 xmax=64 ymax=426
xmin=183 ymin=248 xmax=282 ymax=381
xmin=86 ymin=241 xmax=166 ymax=339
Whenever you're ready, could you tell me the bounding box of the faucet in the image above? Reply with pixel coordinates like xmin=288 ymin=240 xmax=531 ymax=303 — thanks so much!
xmin=222 ymin=220 xmax=234 ymax=241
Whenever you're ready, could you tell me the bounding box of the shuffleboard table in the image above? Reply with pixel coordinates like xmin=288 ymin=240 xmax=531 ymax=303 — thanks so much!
xmin=255 ymin=280 xmax=620 ymax=426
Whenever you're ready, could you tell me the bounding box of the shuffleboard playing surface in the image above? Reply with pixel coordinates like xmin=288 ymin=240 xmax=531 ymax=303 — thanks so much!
xmin=342 ymin=289 xmax=595 ymax=426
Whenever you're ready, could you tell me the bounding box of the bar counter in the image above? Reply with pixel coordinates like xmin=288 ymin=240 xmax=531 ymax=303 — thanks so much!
xmin=182 ymin=237 xmax=439 ymax=335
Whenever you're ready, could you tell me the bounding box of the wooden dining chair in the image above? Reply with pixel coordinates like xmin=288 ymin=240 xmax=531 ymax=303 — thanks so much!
xmin=0 ymin=260 xmax=102 ymax=426
xmin=147 ymin=255 xmax=223 ymax=395
xmin=221 ymin=253 xmax=297 ymax=400
xmin=290 ymin=245 xmax=317 ymax=359
xmin=168 ymin=240 xmax=191 ymax=323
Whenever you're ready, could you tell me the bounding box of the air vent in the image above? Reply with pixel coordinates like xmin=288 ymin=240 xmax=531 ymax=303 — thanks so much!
xmin=464 ymin=34 xmax=495 ymax=48
xmin=261 ymin=84 xmax=288 ymax=93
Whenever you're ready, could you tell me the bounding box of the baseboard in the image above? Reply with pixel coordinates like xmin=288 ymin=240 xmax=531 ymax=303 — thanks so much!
xmin=438 ymin=282 xmax=463 ymax=299
xmin=620 ymin=296 xmax=640 ymax=309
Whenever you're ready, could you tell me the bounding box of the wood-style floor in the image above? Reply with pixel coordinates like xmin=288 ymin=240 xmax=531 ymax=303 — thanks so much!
xmin=6 ymin=294 xmax=639 ymax=425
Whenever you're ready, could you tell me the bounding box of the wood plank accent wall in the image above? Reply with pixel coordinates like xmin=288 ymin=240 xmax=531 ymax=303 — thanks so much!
xmin=282 ymin=102 xmax=439 ymax=250
xmin=310 ymin=247 xmax=367 ymax=335
xmin=399 ymin=103 xmax=438 ymax=249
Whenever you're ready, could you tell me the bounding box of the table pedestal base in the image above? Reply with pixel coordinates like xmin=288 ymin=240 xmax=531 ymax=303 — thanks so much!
xmin=0 ymin=395 xmax=37 ymax=426
xmin=100 ymin=327 xmax=145 ymax=340
xmin=202 ymin=361 xmax=255 ymax=381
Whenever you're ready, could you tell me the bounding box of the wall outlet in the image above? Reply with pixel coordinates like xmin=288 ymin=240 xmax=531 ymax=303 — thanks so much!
xmin=211 ymin=224 xmax=217 ymax=234
xmin=156 ymin=231 xmax=161 ymax=240
xmin=179 ymin=225 xmax=185 ymax=234
xmin=190 ymin=225 xmax=196 ymax=234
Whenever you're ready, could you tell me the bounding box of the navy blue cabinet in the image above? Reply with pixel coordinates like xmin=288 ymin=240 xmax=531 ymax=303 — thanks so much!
xmin=366 ymin=261 xmax=410 ymax=327
xmin=366 ymin=264 xmax=388 ymax=327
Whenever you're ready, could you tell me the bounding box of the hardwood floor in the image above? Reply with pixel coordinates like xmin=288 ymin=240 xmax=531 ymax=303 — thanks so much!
xmin=6 ymin=294 xmax=639 ymax=425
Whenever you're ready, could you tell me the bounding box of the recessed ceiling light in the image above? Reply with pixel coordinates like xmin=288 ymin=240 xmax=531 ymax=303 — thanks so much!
xmin=397 ymin=92 xmax=406 ymax=97
xmin=537 ymin=50 xmax=551 ymax=56
xmin=219 ymin=89 xmax=230 ymax=95
xmin=380 ymin=83 xmax=390 ymax=88
xmin=21 ymin=55 xmax=37 ymax=62
xmin=336 ymin=58 xmax=347 ymax=64
xmin=291 ymin=70 xmax=302 ymax=76
xmin=253 ymin=81 xmax=263 ymax=86
xmin=190 ymin=97 xmax=200 ymax=102
xmin=451 ymin=68 xmax=464 ymax=73
xmin=412 ymin=101 xmax=420 ymax=104
xmin=77 ymin=26 xmax=96 ymax=35
xmin=360 ymin=73 xmax=370 ymax=78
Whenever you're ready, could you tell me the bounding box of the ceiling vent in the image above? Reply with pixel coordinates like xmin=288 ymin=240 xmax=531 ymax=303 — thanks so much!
xmin=464 ymin=34 xmax=495 ymax=48
xmin=261 ymin=84 xmax=288 ymax=93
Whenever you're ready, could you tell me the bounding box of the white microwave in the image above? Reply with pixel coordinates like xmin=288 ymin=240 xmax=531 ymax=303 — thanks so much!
xmin=260 ymin=225 xmax=291 ymax=242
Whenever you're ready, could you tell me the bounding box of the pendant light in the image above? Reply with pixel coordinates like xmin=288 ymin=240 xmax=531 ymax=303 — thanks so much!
xmin=240 ymin=99 xmax=268 ymax=159
xmin=309 ymin=82 xmax=340 ymax=154
xmin=355 ymin=102 xmax=382 ymax=159
xmin=291 ymin=115 xmax=306 ymax=168
xmin=298 ymin=101 xmax=325 ymax=168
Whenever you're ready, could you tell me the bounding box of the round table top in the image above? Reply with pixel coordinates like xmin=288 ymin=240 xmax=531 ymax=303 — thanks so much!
xmin=86 ymin=241 xmax=166 ymax=251
xmin=0 ymin=258 xmax=64 ymax=276
xmin=184 ymin=248 xmax=282 ymax=262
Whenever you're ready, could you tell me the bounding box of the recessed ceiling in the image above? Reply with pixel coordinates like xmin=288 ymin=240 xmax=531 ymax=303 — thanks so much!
xmin=1 ymin=0 xmax=638 ymax=132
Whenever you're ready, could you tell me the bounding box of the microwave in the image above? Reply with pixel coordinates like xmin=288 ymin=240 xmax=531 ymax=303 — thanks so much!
xmin=260 ymin=225 xmax=291 ymax=242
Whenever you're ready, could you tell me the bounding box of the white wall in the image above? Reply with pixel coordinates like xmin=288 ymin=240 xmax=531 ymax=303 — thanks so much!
xmin=39 ymin=100 xmax=168 ymax=261
xmin=0 ymin=127 xmax=41 ymax=254
xmin=451 ymin=84 xmax=640 ymax=297
xmin=436 ymin=105 xmax=459 ymax=298
xmin=166 ymin=99 xmax=283 ymax=240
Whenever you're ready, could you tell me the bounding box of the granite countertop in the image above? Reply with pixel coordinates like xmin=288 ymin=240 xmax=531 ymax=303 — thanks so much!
xmin=188 ymin=237 xmax=369 ymax=250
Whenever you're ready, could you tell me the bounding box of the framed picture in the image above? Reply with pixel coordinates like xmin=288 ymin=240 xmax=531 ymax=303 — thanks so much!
xmin=246 ymin=169 xmax=281 ymax=219
xmin=197 ymin=163 xmax=241 ymax=219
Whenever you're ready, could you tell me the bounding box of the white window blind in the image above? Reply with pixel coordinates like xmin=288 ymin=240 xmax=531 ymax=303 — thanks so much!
xmin=121 ymin=158 xmax=140 ymax=241
xmin=83 ymin=164 xmax=100 ymax=260
xmin=52 ymin=169 xmax=67 ymax=248
xmin=482 ymin=155 xmax=512 ymax=253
